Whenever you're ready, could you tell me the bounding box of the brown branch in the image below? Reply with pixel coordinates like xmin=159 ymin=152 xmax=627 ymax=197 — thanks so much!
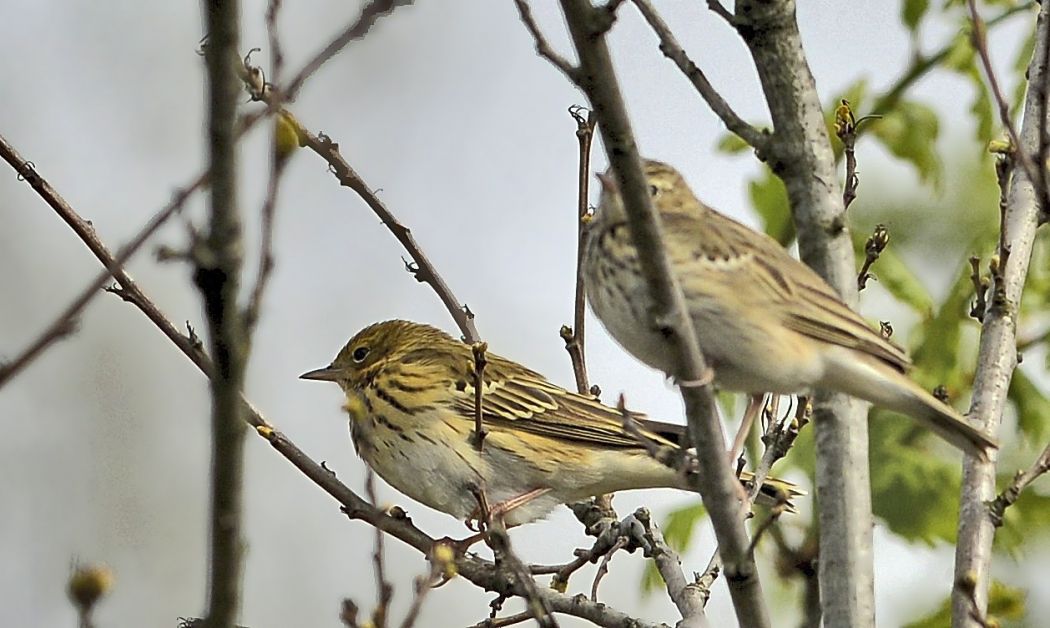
xmin=199 ymin=3 xmax=249 ymax=626
xmin=512 ymin=0 xmax=580 ymax=80
xmin=697 ymin=396 xmax=807 ymax=602
xmin=298 ymin=131 xmax=480 ymax=343
xmin=471 ymin=342 xmax=489 ymax=451
xmin=10 ymin=163 xmax=662 ymax=628
xmin=551 ymin=5 xmax=770 ymax=623
xmin=631 ymin=0 xmax=769 ymax=153
xmin=989 ymin=440 xmax=1050 ymax=526
xmin=856 ymin=224 xmax=889 ymax=291
xmin=967 ymin=0 xmax=1046 ymax=214
xmin=635 ymin=510 xmax=708 ymax=626
xmin=281 ymin=0 xmax=415 ymax=102
xmin=364 ymin=472 xmax=393 ymax=627
xmin=733 ymin=1 xmax=875 ymax=624
xmin=953 ymin=1 xmax=1050 ymax=624
xmin=563 ymin=104 xmax=598 ymax=395
xmin=0 ymin=136 xmax=207 ymax=389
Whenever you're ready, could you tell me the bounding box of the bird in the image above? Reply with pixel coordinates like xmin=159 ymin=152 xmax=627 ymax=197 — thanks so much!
xmin=582 ymin=158 xmax=996 ymax=459
xmin=301 ymin=319 xmax=800 ymax=527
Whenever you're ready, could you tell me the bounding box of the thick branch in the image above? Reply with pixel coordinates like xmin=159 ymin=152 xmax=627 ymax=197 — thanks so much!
xmin=199 ymin=2 xmax=248 ymax=626
xmin=952 ymin=3 xmax=1049 ymax=625
xmin=733 ymin=1 xmax=873 ymax=625
xmin=557 ymin=2 xmax=770 ymax=626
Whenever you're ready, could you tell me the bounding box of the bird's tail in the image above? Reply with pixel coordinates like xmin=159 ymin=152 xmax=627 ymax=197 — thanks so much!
xmin=640 ymin=418 xmax=805 ymax=510
xmin=823 ymin=353 xmax=997 ymax=460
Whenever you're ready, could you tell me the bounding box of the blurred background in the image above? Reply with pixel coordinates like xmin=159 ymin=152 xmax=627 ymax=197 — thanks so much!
xmin=1 ymin=1 xmax=1047 ymax=626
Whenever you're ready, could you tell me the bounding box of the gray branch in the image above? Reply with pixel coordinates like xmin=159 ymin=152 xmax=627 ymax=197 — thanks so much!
xmin=952 ymin=3 xmax=1049 ymax=625
xmin=556 ymin=2 xmax=771 ymax=626
xmin=198 ymin=2 xmax=249 ymax=626
xmin=733 ymin=1 xmax=874 ymax=625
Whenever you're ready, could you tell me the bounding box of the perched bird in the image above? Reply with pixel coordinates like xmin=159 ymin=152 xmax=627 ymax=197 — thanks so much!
xmin=583 ymin=159 xmax=996 ymax=459
xmin=301 ymin=320 xmax=799 ymax=527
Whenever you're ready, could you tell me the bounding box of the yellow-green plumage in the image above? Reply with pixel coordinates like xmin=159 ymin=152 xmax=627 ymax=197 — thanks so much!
xmin=302 ymin=320 xmax=798 ymax=526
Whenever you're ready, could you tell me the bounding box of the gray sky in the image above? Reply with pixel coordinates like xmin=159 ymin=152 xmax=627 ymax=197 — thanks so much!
xmin=0 ymin=2 xmax=1043 ymax=627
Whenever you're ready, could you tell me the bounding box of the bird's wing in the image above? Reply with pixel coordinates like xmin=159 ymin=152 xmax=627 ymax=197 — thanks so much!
xmin=449 ymin=357 xmax=678 ymax=449
xmin=665 ymin=209 xmax=911 ymax=372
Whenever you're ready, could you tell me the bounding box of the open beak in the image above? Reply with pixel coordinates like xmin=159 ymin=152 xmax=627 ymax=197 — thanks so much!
xmin=596 ymin=172 xmax=618 ymax=193
xmin=299 ymin=365 xmax=342 ymax=382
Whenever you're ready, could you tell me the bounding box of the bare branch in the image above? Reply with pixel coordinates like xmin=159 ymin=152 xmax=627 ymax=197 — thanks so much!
xmin=299 ymin=131 xmax=481 ymax=343
xmin=631 ymin=0 xmax=768 ymax=153
xmin=0 ymin=137 xmax=206 ymax=389
xmin=471 ymin=342 xmax=489 ymax=450
xmin=967 ymin=0 xmax=1046 ymax=213
xmin=198 ymin=3 xmax=249 ymax=625
xmin=856 ymin=224 xmax=889 ymax=291
xmin=282 ymin=0 xmax=415 ymax=102
xmin=989 ymin=441 xmax=1050 ymax=527
xmin=563 ymin=104 xmax=598 ymax=395
xmin=512 ymin=0 xmax=580 ymax=80
xmin=734 ymin=1 xmax=874 ymax=623
xmin=953 ymin=2 xmax=1050 ymax=624
xmin=556 ymin=2 xmax=770 ymax=625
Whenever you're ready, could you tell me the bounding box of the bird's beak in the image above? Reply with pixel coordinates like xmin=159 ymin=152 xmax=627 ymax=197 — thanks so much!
xmin=596 ymin=172 xmax=618 ymax=193
xmin=299 ymin=365 xmax=342 ymax=382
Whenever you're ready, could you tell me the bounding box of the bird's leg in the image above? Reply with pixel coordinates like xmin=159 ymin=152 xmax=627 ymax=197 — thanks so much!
xmin=729 ymin=393 xmax=765 ymax=465
xmin=488 ymin=487 xmax=552 ymax=521
xmin=464 ymin=486 xmax=552 ymax=531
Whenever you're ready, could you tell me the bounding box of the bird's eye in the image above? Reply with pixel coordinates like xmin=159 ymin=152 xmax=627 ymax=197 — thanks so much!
xmin=352 ymin=346 xmax=370 ymax=362
xmin=648 ymin=184 xmax=660 ymax=197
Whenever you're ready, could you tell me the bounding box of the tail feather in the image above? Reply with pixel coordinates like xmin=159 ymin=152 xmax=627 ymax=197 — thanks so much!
xmin=639 ymin=418 xmax=805 ymax=510
xmin=823 ymin=351 xmax=998 ymax=460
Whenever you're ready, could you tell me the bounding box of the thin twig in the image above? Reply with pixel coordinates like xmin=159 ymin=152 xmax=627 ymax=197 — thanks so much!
xmin=988 ymin=441 xmax=1050 ymax=527
xmin=589 ymin=537 xmax=628 ymax=602
xmin=856 ymin=224 xmax=889 ymax=291
xmin=563 ymin=104 xmax=598 ymax=395
xmin=631 ymin=0 xmax=768 ymax=153
xmin=0 ymin=137 xmax=206 ymax=389
xmin=512 ymin=0 xmax=580 ymax=80
xmin=281 ymin=0 xmax=415 ymax=102
xmin=472 ymin=342 xmax=489 ymax=451
xmin=967 ymin=0 xmax=1045 ymax=211
xmin=466 ymin=611 xmax=534 ymax=628
xmin=364 ymin=472 xmax=393 ymax=627
xmin=300 ymin=131 xmax=480 ymax=343
xmin=486 ymin=525 xmax=559 ymax=628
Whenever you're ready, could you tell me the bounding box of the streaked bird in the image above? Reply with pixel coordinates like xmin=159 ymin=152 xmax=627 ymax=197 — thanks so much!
xmin=583 ymin=159 xmax=996 ymax=459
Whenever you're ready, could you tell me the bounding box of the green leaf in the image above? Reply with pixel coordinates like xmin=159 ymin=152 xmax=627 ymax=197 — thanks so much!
xmin=905 ymin=580 xmax=1026 ymax=628
xmin=1008 ymin=367 xmax=1050 ymax=443
xmin=871 ymin=100 xmax=943 ymax=187
xmin=661 ymin=503 xmax=707 ymax=550
xmin=716 ymin=133 xmax=752 ymax=155
xmin=869 ymin=410 xmax=961 ymax=544
xmin=748 ymin=169 xmax=794 ymax=245
xmin=902 ymin=0 xmax=930 ymax=32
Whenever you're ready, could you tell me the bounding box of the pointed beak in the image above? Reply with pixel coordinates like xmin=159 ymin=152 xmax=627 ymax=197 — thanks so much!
xmin=299 ymin=365 xmax=342 ymax=382
xmin=596 ymin=172 xmax=618 ymax=194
